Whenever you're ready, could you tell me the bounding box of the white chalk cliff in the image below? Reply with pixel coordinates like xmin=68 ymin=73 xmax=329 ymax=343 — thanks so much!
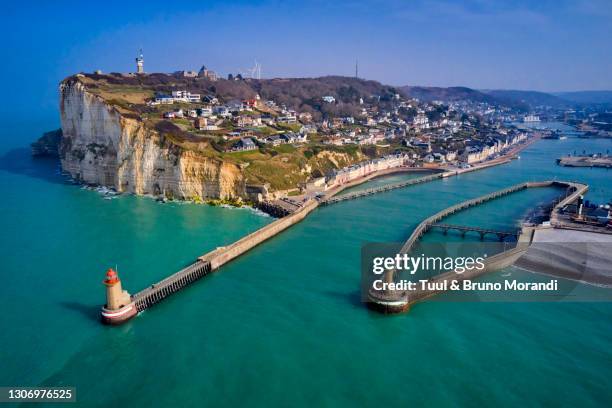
xmin=59 ymin=79 xmax=245 ymax=200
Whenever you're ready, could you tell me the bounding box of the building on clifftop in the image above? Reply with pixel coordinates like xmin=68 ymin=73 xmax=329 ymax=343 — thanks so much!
xmin=135 ymin=49 xmax=144 ymax=74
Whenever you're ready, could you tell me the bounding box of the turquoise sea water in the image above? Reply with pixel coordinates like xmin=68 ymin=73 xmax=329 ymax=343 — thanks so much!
xmin=1 ymin=120 xmax=611 ymax=407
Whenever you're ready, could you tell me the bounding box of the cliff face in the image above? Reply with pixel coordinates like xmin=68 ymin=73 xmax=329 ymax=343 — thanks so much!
xmin=59 ymin=80 xmax=245 ymax=200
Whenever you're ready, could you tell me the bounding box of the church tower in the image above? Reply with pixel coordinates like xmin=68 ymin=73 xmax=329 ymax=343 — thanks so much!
xmin=136 ymin=49 xmax=144 ymax=74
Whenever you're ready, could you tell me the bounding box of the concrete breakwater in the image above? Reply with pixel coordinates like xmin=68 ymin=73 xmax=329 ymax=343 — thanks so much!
xmin=255 ymin=200 xmax=295 ymax=217
xmin=367 ymin=180 xmax=588 ymax=313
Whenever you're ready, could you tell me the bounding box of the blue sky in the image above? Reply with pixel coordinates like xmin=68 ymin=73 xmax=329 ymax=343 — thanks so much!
xmin=1 ymin=0 xmax=611 ymax=115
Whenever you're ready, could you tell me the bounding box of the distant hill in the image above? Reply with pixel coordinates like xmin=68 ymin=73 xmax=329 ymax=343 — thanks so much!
xmin=553 ymin=91 xmax=612 ymax=105
xmin=481 ymin=90 xmax=570 ymax=109
xmin=400 ymin=86 xmax=496 ymax=104
xmin=400 ymin=85 xmax=581 ymax=110
xmin=400 ymin=85 xmax=533 ymax=110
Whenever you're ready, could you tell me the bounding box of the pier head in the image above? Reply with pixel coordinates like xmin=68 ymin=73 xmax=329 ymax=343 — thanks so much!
xmin=366 ymin=268 xmax=410 ymax=313
xmin=100 ymin=268 xmax=137 ymax=325
xmin=367 ymin=288 xmax=410 ymax=313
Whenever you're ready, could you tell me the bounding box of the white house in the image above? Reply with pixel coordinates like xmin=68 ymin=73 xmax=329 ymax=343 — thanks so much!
xmin=277 ymin=110 xmax=297 ymax=124
xmin=154 ymin=94 xmax=174 ymax=104
xmin=171 ymin=90 xmax=201 ymax=103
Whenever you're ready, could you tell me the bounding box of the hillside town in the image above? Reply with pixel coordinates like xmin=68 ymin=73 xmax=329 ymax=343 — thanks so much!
xmin=132 ymin=66 xmax=534 ymax=168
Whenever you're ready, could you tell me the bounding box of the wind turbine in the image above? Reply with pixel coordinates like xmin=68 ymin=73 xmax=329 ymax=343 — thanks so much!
xmin=240 ymin=60 xmax=262 ymax=79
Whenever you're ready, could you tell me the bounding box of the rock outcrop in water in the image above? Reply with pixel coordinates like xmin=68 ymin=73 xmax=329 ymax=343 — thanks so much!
xmin=58 ymin=79 xmax=246 ymax=200
xmin=31 ymin=129 xmax=62 ymax=157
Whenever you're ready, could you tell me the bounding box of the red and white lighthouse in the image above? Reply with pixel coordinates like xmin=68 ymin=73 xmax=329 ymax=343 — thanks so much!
xmin=100 ymin=268 xmax=137 ymax=325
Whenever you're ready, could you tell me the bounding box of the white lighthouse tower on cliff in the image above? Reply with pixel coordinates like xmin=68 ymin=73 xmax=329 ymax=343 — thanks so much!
xmin=135 ymin=49 xmax=144 ymax=74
